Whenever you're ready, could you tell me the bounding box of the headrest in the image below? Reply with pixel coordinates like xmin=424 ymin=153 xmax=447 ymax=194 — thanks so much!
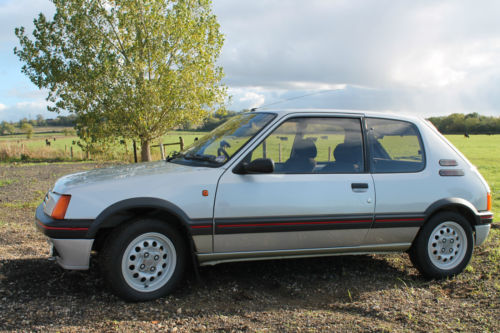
xmin=334 ymin=143 xmax=361 ymax=163
xmin=294 ymin=138 xmax=317 ymax=158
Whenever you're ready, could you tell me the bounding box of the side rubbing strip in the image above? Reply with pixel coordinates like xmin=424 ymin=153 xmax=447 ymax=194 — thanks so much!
xmin=215 ymin=215 xmax=374 ymax=234
xmin=189 ymin=219 xmax=213 ymax=236
xmin=373 ymin=214 xmax=425 ymax=228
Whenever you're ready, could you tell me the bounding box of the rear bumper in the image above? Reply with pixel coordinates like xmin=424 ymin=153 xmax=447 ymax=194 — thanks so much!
xmin=475 ymin=211 xmax=493 ymax=246
xmin=35 ymin=204 xmax=94 ymax=270
xmin=477 ymin=211 xmax=493 ymax=225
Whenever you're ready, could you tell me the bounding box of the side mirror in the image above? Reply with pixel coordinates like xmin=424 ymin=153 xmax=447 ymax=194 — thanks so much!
xmin=234 ymin=158 xmax=275 ymax=174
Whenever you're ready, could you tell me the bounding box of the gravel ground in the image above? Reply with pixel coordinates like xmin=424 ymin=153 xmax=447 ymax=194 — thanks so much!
xmin=0 ymin=163 xmax=498 ymax=332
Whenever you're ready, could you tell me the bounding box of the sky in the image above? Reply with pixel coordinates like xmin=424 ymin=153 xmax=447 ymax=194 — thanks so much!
xmin=0 ymin=0 xmax=499 ymax=121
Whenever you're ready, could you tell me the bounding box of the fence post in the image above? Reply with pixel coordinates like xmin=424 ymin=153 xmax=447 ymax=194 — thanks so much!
xmin=160 ymin=141 xmax=165 ymax=160
xmin=262 ymin=140 xmax=267 ymax=159
xmin=179 ymin=137 xmax=184 ymax=151
xmin=278 ymin=143 xmax=281 ymax=162
xmin=70 ymin=146 xmax=74 ymax=159
xmin=328 ymin=146 xmax=331 ymax=162
xmin=133 ymin=140 xmax=138 ymax=163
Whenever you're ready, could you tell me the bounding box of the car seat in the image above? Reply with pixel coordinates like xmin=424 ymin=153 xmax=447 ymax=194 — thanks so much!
xmin=332 ymin=143 xmax=363 ymax=172
xmin=283 ymin=138 xmax=317 ymax=173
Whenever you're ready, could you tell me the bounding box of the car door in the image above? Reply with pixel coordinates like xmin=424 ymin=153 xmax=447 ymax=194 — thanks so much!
xmin=363 ymin=117 xmax=428 ymax=245
xmin=213 ymin=115 xmax=375 ymax=253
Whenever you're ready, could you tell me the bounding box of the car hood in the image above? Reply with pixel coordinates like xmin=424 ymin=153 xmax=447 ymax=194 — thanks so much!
xmin=52 ymin=161 xmax=201 ymax=193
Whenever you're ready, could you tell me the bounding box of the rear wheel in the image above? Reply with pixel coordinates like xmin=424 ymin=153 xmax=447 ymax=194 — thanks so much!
xmin=409 ymin=212 xmax=473 ymax=278
xmin=100 ymin=219 xmax=186 ymax=301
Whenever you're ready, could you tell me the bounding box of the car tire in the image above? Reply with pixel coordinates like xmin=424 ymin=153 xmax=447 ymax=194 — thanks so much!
xmin=100 ymin=219 xmax=187 ymax=301
xmin=409 ymin=212 xmax=474 ymax=279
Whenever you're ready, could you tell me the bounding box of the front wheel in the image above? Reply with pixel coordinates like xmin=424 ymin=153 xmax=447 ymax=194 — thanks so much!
xmin=100 ymin=219 xmax=187 ymax=301
xmin=409 ymin=212 xmax=473 ymax=279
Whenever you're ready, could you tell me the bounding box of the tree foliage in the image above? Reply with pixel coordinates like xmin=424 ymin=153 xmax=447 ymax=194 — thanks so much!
xmin=21 ymin=123 xmax=34 ymax=139
xmin=0 ymin=122 xmax=16 ymax=135
xmin=428 ymin=113 xmax=500 ymax=134
xmin=15 ymin=0 xmax=226 ymax=161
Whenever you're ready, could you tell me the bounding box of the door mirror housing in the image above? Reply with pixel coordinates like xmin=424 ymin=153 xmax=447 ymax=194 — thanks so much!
xmin=234 ymin=158 xmax=275 ymax=174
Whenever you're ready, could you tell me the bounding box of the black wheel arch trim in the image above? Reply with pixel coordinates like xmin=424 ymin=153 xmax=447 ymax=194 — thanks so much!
xmin=87 ymin=197 xmax=196 ymax=238
xmin=424 ymin=198 xmax=490 ymax=225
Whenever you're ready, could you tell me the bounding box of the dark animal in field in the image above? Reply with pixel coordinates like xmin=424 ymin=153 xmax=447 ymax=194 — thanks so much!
xmin=72 ymin=140 xmax=76 ymax=145
xmin=53 ymin=137 xmax=56 ymax=141
xmin=464 ymin=133 xmax=470 ymax=138
xmin=45 ymin=139 xmax=51 ymax=147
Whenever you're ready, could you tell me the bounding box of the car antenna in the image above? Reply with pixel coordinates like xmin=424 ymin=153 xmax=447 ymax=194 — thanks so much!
xmin=251 ymin=89 xmax=337 ymax=111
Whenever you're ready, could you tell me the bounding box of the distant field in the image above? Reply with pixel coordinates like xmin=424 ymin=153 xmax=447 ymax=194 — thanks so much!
xmin=0 ymin=128 xmax=207 ymax=162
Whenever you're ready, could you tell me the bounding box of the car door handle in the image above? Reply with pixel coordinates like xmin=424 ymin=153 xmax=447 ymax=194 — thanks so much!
xmin=351 ymin=183 xmax=369 ymax=190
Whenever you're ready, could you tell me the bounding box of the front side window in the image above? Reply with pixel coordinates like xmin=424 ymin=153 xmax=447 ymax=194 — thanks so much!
xmin=170 ymin=112 xmax=275 ymax=166
xmin=366 ymin=118 xmax=425 ymax=173
xmin=248 ymin=117 xmax=364 ymax=173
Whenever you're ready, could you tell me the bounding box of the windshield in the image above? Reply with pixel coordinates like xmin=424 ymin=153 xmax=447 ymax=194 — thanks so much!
xmin=170 ymin=112 xmax=275 ymax=166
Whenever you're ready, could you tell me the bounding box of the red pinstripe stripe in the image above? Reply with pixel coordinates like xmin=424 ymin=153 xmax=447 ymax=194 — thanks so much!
xmin=37 ymin=221 xmax=88 ymax=231
xmin=218 ymin=219 xmax=372 ymax=228
xmin=191 ymin=225 xmax=211 ymax=229
xmin=375 ymin=218 xmax=424 ymax=223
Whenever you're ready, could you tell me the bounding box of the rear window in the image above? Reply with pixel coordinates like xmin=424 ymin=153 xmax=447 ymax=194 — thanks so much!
xmin=366 ymin=118 xmax=425 ymax=173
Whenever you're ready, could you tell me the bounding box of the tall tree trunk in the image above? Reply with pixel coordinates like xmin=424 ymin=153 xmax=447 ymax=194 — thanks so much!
xmin=140 ymin=138 xmax=151 ymax=162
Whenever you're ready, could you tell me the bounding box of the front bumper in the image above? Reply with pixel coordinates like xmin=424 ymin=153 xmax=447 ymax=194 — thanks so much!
xmin=474 ymin=224 xmax=491 ymax=246
xmin=35 ymin=204 xmax=94 ymax=270
xmin=48 ymin=238 xmax=94 ymax=270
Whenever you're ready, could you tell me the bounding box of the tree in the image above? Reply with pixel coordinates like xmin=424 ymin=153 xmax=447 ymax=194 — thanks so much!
xmin=0 ymin=122 xmax=16 ymax=135
xmin=427 ymin=113 xmax=500 ymax=134
xmin=21 ymin=123 xmax=34 ymax=139
xmin=15 ymin=0 xmax=226 ymax=161
xmin=36 ymin=114 xmax=46 ymax=126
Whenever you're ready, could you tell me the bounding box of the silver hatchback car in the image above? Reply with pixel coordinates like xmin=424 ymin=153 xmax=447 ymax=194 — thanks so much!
xmin=36 ymin=110 xmax=493 ymax=301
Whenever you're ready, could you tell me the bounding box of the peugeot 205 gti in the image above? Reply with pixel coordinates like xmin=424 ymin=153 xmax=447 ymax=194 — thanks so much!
xmin=36 ymin=110 xmax=493 ymax=301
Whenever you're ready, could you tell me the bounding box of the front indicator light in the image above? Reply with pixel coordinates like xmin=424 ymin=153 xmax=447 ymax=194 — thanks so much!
xmin=51 ymin=195 xmax=71 ymax=220
xmin=487 ymin=192 xmax=492 ymax=211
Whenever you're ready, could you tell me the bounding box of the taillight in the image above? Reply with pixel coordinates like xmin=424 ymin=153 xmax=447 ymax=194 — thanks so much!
xmin=51 ymin=195 xmax=71 ymax=220
xmin=487 ymin=192 xmax=492 ymax=211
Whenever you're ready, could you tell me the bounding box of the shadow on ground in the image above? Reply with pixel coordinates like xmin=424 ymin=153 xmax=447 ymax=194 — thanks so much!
xmin=0 ymin=253 xmax=426 ymax=330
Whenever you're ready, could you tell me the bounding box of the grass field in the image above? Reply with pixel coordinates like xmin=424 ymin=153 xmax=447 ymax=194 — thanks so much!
xmin=447 ymin=134 xmax=500 ymax=217
xmin=0 ymin=133 xmax=498 ymax=332
xmin=0 ymin=128 xmax=206 ymax=162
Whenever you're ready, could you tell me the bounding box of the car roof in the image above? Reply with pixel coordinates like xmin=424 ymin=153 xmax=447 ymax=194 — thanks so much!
xmin=253 ymin=108 xmax=424 ymax=124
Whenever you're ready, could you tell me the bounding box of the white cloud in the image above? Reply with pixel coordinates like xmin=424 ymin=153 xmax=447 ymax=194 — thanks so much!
xmin=239 ymin=92 xmax=265 ymax=109
xmin=1 ymin=0 xmax=499 ymax=119
xmin=213 ymin=0 xmax=500 ymax=115
xmin=0 ymin=100 xmax=60 ymax=121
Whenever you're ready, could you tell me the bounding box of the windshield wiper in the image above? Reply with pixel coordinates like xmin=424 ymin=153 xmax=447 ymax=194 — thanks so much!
xmin=183 ymin=153 xmax=218 ymax=163
xmin=166 ymin=151 xmax=183 ymax=162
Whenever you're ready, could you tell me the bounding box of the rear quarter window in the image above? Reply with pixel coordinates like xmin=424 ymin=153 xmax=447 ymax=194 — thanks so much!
xmin=366 ymin=118 xmax=425 ymax=173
